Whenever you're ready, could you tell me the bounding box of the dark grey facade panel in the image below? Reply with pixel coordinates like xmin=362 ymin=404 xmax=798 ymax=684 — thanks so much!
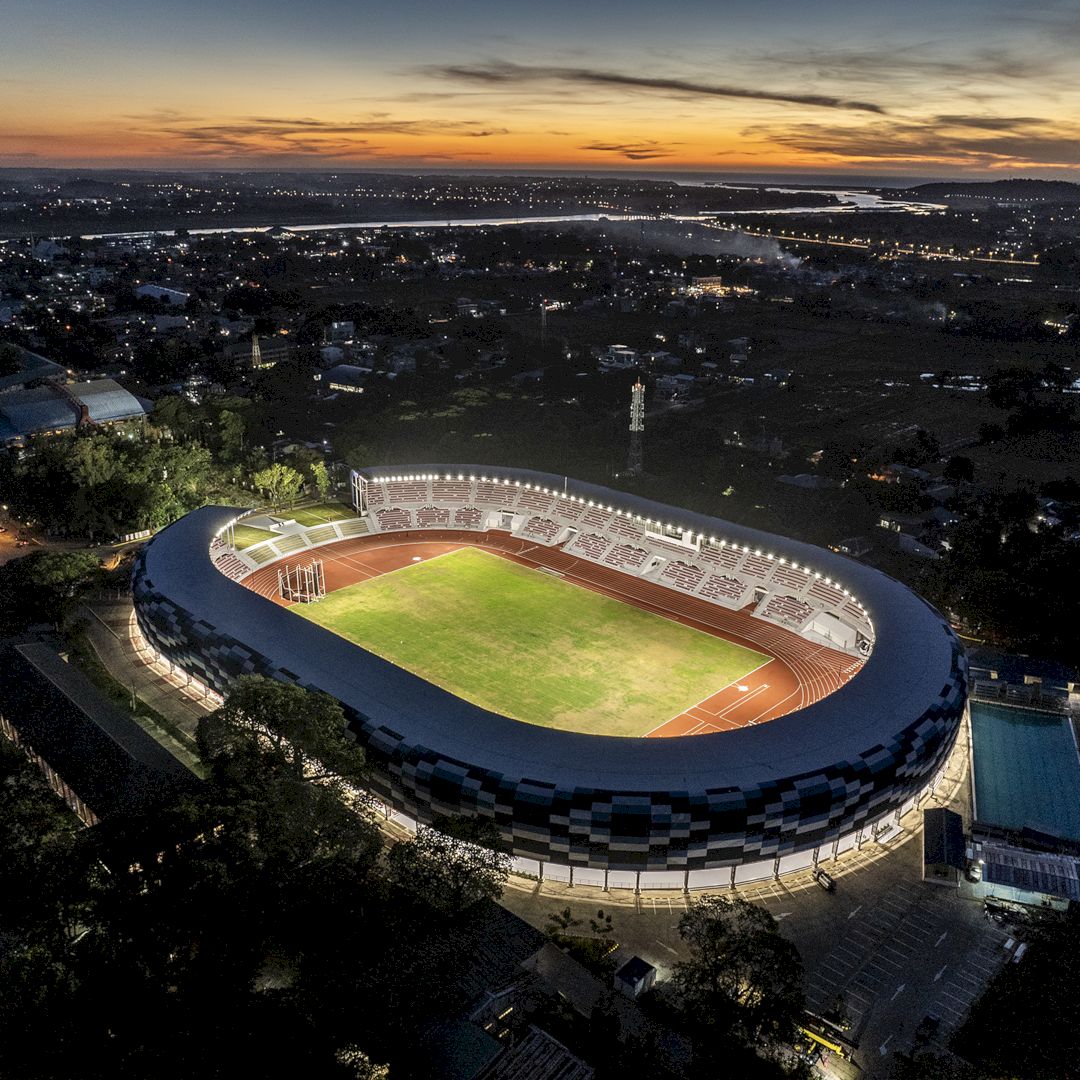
xmin=132 ymin=470 xmax=966 ymax=872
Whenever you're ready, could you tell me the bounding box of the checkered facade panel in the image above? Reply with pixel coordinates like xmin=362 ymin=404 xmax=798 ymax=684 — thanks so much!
xmin=132 ymin=548 xmax=966 ymax=872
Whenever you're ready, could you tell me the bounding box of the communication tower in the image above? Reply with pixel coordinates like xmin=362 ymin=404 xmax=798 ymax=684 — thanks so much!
xmin=627 ymin=379 xmax=645 ymax=476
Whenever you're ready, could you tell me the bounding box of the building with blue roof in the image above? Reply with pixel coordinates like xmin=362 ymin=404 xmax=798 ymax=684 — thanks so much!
xmin=0 ymin=378 xmax=150 ymax=446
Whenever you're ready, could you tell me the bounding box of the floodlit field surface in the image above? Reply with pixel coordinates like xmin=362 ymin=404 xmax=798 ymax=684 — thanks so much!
xmin=231 ymin=523 xmax=276 ymax=550
xmin=294 ymin=547 xmax=769 ymax=736
xmin=288 ymin=502 xmax=357 ymax=527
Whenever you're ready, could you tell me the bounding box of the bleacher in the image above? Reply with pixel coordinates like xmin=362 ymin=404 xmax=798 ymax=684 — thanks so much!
xmin=454 ymin=506 xmax=484 ymax=529
xmin=772 ymin=564 xmax=810 ymax=591
xmin=417 ymin=505 xmax=451 ymax=527
xmin=384 ymin=480 xmax=430 ymax=503
xmin=273 ymin=532 xmax=307 ymax=555
xmin=761 ymin=593 xmax=813 ymax=628
xmin=701 ymin=544 xmax=742 ymax=570
xmin=245 ymin=542 xmax=279 ymax=565
xmin=809 ymin=579 xmax=847 ymax=606
xmin=213 ymin=552 xmax=249 ymax=581
xmin=522 ymin=516 xmax=560 ymax=544
xmin=475 ymin=481 xmax=518 ymax=506
xmin=517 ymin=489 xmax=555 ymax=513
xmin=376 ymin=507 xmax=412 ymax=531
xmin=337 ymin=517 xmax=370 ymax=537
xmin=660 ymin=560 xmax=706 ymax=592
xmin=581 ymin=506 xmax=613 ymax=529
xmin=699 ymin=574 xmax=747 ymax=603
xmin=604 ymin=543 xmax=649 ymax=570
xmin=305 ymin=524 xmax=338 ymax=545
xmin=553 ymin=498 xmax=584 ymax=521
xmin=741 ymin=553 xmax=774 ymax=580
xmin=568 ymin=532 xmax=612 ymax=562
xmin=432 ymin=480 xmax=473 ymax=502
xmin=608 ymin=516 xmax=644 ymax=541
xmin=339 ymin=475 xmax=871 ymax=653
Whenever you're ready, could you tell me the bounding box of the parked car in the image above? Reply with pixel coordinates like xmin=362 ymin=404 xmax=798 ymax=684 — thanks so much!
xmin=812 ymin=867 xmax=836 ymax=892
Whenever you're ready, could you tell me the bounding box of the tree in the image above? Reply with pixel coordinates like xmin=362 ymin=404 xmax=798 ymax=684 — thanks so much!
xmin=547 ymin=906 xmax=584 ymax=936
xmin=197 ymin=675 xmax=367 ymax=788
xmin=385 ymin=825 xmax=510 ymax=919
xmin=673 ymin=895 xmax=805 ymax=1047
xmin=336 ymin=1047 xmax=390 ymax=1080
xmin=252 ymin=462 xmax=303 ymax=507
xmin=590 ymin=909 xmax=615 ymax=936
xmin=943 ymin=456 xmax=975 ymax=484
xmin=309 ymin=459 xmax=330 ymax=501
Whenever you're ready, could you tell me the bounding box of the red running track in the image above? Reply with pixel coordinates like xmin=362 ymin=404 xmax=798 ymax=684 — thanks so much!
xmin=239 ymin=530 xmax=863 ymax=738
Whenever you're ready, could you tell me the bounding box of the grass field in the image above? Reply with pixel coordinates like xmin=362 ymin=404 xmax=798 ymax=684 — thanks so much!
xmin=293 ymin=547 xmax=768 ymax=736
xmin=288 ymin=502 xmax=356 ymax=527
xmin=231 ymin=523 xmax=276 ymax=550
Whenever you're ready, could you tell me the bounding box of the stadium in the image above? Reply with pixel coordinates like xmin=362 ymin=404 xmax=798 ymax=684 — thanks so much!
xmin=132 ymin=465 xmax=967 ymax=890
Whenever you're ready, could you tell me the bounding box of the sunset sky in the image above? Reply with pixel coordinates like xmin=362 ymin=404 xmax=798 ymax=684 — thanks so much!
xmin=3 ymin=0 xmax=1080 ymax=176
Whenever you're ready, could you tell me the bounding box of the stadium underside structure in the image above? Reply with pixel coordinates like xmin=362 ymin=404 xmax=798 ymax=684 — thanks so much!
xmin=132 ymin=466 xmax=967 ymax=889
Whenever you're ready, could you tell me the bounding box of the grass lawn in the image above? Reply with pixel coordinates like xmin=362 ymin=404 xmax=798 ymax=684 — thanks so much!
xmin=289 ymin=502 xmax=357 ymax=527
xmin=294 ymin=547 xmax=768 ymax=736
xmin=231 ymin=523 xmax=277 ymax=550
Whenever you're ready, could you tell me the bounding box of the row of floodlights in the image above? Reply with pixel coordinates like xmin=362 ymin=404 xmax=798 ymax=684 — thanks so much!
xmin=369 ymin=473 xmax=866 ymax=614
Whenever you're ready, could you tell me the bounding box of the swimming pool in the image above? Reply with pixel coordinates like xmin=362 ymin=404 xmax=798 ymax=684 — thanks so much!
xmin=970 ymin=702 xmax=1080 ymax=842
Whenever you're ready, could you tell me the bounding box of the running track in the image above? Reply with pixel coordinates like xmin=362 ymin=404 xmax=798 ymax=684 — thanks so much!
xmin=239 ymin=530 xmax=863 ymax=738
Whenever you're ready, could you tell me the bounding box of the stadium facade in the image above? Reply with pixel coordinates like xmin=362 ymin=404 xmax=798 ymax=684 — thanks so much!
xmin=132 ymin=465 xmax=967 ymax=889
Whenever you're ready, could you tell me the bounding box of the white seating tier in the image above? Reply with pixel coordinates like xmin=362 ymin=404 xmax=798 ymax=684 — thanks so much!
xmin=351 ymin=476 xmax=869 ymax=650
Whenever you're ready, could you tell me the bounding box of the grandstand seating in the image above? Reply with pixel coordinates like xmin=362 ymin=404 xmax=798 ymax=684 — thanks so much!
xmin=772 ymin=564 xmax=810 ymax=591
xmin=761 ymin=593 xmax=814 ymax=628
xmin=605 ymin=543 xmax=649 ymax=570
xmin=337 ymin=517 xmax=370 ymax=537
xmin=454 ymin=506 xmax=483 ymax=529
xmin=517 ymin=489 xmax=555 ymax=513
xmin=376 ymin=508 xmax=412 ymax=531
xmin=701 ymin=545 xmax=741 ymax=570
xmin=608 ymin=516 xmax=644 ymax=541
xmin=522 ymin=516 xmax=560 ymax=544
xmin=416 ymin=505 xmax=451 ymax=528
xmin=553 ymin=498 xmax=584 ymax=520
xmin=809 ymin=579 xmax=847 ymax=606
xmin=568 ymin=532 xmax=612 ymax=561
xmin=268 ymin=475 xmax=872 ymax=655
xmin=213 ymin=552 xmax=249 ymax=581
xmin=305 ymin=524 xmax=338 ymax=545
xmin=660 ymin=560 xmax=706 ymax=592
xmin=475 ymin=481 xmax=518 ymax=506
xmin=273 ymin=532 xmax=307 ymax=555
xmin=385 ymin=480 xmax=429 ymax=503
xmin=741 ymin=554 xmax=774 ymax=580
xmin=581 ymin=506 xmax=613 ymax=529
xmin=699 ymin=574 xmax=747 ymax=604
xmin=246 ymin=543 xmax=279 ymax=565
xmin=431 ymin=480 xmax=472 ymax=502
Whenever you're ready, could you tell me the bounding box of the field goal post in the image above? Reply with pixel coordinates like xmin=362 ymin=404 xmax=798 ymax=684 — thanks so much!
xmin=278 ymin=560 xmax=326 ymax=603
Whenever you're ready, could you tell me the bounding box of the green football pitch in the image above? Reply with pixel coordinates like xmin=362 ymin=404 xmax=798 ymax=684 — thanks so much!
xmin=293 ymin=547 xmax=769 ymax=737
